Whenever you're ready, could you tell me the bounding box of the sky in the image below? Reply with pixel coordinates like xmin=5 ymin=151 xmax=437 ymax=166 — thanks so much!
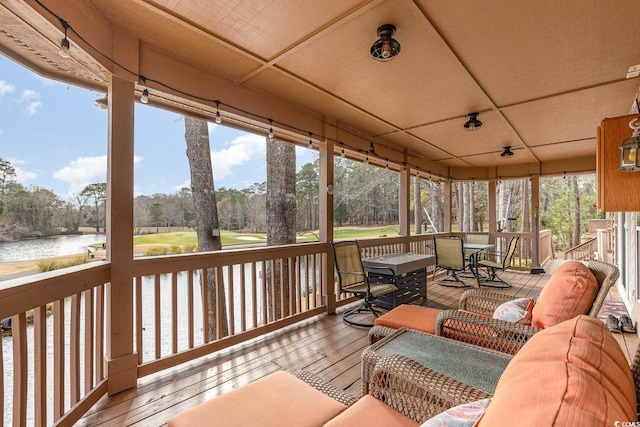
xmin=0 ymin=54 xmax=315 ymax=200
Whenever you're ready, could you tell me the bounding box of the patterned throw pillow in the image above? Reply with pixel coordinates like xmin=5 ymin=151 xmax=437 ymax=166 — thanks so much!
xmin=420 ymin=398 xmax=492 ymax=427
xmin=492 ymin=298 xmax=535 ymax=325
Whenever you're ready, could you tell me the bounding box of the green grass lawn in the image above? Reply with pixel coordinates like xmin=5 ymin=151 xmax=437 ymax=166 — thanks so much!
xmin=132 ymin=225 xmax=406 ymax=252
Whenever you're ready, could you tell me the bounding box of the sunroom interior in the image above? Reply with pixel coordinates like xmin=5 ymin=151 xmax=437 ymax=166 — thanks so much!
xmin=1 ymin=0 xmax=640 ymax=425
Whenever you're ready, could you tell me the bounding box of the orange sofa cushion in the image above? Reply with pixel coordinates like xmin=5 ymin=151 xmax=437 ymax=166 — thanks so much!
xmin=167 ymin=371 xmax=348 ymax=427
xmin=324 ymin=395 xmax=419 ymax=427
xmin=531 ymin=261 xmax=598 ymax=328
xmin=477 ymin=315 xmax=637 ymax=426
xmin=373 ymin=305 xmax=440 ymax=334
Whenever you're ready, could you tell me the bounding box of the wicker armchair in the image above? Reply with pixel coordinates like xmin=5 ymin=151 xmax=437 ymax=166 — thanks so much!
xmin=368 ymin=354 xmax=494 ymax=422
xmin=369 ymin=260 xmax=620 ymax=352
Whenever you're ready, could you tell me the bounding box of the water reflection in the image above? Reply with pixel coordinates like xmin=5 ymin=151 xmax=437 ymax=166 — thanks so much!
xmin=0 ymin=234 xmax=106 ymax=262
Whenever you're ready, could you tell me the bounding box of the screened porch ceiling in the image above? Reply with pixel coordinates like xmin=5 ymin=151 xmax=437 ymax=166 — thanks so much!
xmin=2 ymin=0 xmax=640 ymax=179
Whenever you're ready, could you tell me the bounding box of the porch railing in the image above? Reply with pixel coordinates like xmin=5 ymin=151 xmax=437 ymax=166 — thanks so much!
xmin=563 ymin=237 xmax=598 ymax=261
xmin=0 ymin=231 xmax=538 ymax=425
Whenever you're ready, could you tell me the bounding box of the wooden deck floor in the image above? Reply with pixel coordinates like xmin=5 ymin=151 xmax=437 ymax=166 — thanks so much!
xmin=78 ymin=260 xmax=635 ymax=426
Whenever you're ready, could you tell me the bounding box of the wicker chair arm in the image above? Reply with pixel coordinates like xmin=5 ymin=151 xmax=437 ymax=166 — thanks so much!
xmin=368 ymin=354 xmax=492 ymax=423
xmin=435 ymin=309 xmax=541 ymax=355
xmin=368 ymin=325 xmax=398 ymax=345
xmin=587 ymin=260 xmax=620 ymax=317
xmin=293 ymin=370 xmax=359 ymax=407
xmin=459 ymin=288 xmax=516 ymax=314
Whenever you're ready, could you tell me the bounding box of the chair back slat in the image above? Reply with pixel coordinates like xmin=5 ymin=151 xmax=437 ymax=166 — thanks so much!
xmin=434 ymin=236 xmax=465 ymax=270
xmin=466 ymin=233 xmax=490 ymax=245
xmin=332 ymin=240 xmax=366 ymax=290
xmin=501 ymin=236 xmax=519 ymax=269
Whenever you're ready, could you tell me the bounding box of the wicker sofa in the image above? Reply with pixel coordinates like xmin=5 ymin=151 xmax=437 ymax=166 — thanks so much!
xmin=167 ymin=315 xmax=638 ymax=426
xmin=368 ymin=260 xmax=619 ymax=355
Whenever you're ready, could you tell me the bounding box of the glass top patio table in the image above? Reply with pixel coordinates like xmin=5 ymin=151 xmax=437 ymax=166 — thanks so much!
xmin=361 ymin=328 xmax=512 ymax=394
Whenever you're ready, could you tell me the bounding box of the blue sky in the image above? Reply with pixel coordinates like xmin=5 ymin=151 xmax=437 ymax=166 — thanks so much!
xmin=0 ymin=54 xmax=315 ymax=199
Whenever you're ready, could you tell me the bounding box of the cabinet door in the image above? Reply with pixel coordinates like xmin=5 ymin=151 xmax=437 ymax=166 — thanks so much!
xmin=597 ymin=114 xmax=640 ymax=212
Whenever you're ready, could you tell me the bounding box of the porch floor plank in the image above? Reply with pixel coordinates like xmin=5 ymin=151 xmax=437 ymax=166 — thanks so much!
xmin=79 ymin=259 xmax=632 ymax=426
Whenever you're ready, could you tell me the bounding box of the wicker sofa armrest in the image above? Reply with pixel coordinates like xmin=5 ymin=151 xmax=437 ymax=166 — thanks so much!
xmin=368 ymin=354 xmax=493 ymax=423
xmin=586 ymin=260 xmax=620 ymax=316
xmin=293 ymin=370 xmax=359 ymax=407
xmin=435 ymin=309 xmax=541 ymax=355
xmin=458 ymin=288 xmax=517 ymax=314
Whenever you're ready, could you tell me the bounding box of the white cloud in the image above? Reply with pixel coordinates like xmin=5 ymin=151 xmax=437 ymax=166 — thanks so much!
xmin=211 ymin=133 xmax=265 ymax=180
xmin=6 ymin=158 xmax=36 ymax=183
xmin=24 ymin=100 xmax=42 ymax=117
xmin=173 ymin=178 xmax=191 ymax=192
xmin=16 ymin=89 xmax=41 ymax=116
xmin=53 ymin=155 xmax=142 ymax=195
xmin=0 ymin=80 xmax=15 ymax=98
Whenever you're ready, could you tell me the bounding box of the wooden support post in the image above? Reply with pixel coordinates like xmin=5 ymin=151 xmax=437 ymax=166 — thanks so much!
xmin=320 ymin=121 xmax=336 ymax=314
xmin=399 ymin=167 xmax=411 ymax=252
xmin=105 ymin=74 xmax=138 ymax=395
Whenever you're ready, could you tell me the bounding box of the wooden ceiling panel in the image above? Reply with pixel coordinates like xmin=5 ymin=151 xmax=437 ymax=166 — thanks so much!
xmin=409 ymin=110 xmax=521 ymax=159
xmin=276 ymin=0 xmax=492 ymax=130
xmin=419 ymin=0 xmax=640 ymax=107
xmin=383 ymin=132 xmax=451 ymax=161
xmin=150 ymin=0 xmax=366 ymax=60
xmin=502 ymin=80 xmax=639 ymax=147
xmin=89 ymin=0 xmax=261 ymax=80
xmin=245 ymin=67 xmax=399 ymax=138
xmin=531 ymin=140 xmax=596 ymax=163
xmin=456 ymin=148 xmax=537 ymax=168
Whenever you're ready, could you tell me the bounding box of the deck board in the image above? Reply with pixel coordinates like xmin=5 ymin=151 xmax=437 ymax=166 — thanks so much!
xmin=79 ymin=260 xmax=632 ymax=426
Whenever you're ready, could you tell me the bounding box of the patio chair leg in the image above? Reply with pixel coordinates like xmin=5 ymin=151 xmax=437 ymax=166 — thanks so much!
xmin=342 ymin=299 xmax=385 ymax=328
xmin=436 ymin=270 xmax=471 ymax=288
xmin=477 ymin=267 xmax=512 ymax=289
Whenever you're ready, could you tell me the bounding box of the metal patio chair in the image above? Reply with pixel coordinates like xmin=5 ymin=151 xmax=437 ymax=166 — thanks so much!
xmin=475 ymin=235 xmax=519 ymax=288
xmin=434 ymin=236 xmax=471 ymax=288
xmin=331 ymin=240 xmax=398 ymax=327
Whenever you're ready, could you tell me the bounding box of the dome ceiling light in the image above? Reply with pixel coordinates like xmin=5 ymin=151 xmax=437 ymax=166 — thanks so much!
xmin=370 ymin=24 xmax=401 ymax=62
xmin=501 ymin=146 xmax=515 ymax=159
xmin=464 ymin=112 xmax=483 ymax=131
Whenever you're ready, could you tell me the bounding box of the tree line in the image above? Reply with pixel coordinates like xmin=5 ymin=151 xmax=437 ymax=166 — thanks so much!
xmin=0 ymin=157 xmax=601 ymax=251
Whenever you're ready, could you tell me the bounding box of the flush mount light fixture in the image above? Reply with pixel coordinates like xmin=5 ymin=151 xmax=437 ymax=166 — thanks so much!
xmin=464 ymin=112 xmax=483 ymax=131
xmin=370 ymin=24 xmax=401 ymax=62
xmin=619 ymin=118 xmax=640 ymax=171
xmin=500 ymin=146 xmax=514 ymax=159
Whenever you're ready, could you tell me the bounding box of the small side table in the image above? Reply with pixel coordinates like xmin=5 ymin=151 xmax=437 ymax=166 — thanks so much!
xmin=361 ymin=328 xmax=512 ymax=395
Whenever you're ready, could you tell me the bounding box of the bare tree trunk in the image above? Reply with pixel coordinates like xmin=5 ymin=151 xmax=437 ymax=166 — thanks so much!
xmin=414 ymin=178 xmax=422 ymax=234
xmin=266 ymin=136 xmax=296 ymax=321
xmin=184 ymin=116 xmax=228 ymax=340
xmin=465 ymin=182 xmax=474 ymax=231
xmin=572 ymin=176 xmax=581 ymax=247
xmin=432 ymin=181 xmax=443 ymax=232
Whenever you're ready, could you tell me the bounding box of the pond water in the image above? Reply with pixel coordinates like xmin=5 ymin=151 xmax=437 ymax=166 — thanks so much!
xmin=0 ymin=234 xmax=106 ymax=262
xmin=0 ymin=234 xmax=315 ymax=424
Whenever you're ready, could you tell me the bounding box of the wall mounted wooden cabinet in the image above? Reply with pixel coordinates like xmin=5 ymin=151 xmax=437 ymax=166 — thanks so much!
xmin=597 ymin=113 xmax=640 ymax=212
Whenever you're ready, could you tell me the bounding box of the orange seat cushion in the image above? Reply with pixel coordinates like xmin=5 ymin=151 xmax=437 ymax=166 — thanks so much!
xmin=477 ymin=315 xmax=637 ymax=426
xmin=324 ymin=395 xmax=419 ymax=427
xmin=531 ymin=261 xmax=599 ymax=328
xmin=373 ymin=305 xmax=440 ymax=334
xmin=167 ymin=371 xmax=348 ymax=427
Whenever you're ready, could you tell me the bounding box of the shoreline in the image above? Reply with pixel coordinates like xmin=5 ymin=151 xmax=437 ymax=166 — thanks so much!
xmin=0 ymin=250 xmax=107 ymax=280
